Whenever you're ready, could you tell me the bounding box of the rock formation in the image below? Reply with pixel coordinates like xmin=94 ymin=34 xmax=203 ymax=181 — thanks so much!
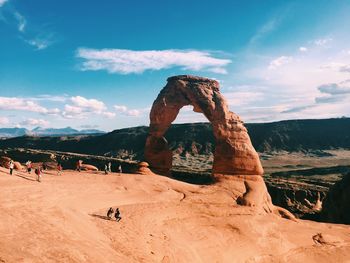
xmin=145 ymin=75 xmax=263 ymax=176
xmin=320 ymin=173 xmax=350 ymax=224
xmin=13 ymin=161 xmax=22 ymax=170
xmin=144 ymin=75 xmax=295 ymax=217
xmin=135 ymin=161 xmax=154 ymax=175
xmin=0 ymin=157 xmax=22 ymax=170
xmin=81 ymin=164 xmax=99 ymax=171
xmin=0 ymin=156 xmax=11 ymax=168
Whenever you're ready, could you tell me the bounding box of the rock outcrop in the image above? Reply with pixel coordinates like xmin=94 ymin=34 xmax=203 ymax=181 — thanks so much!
xmin=0 ymin=156 xmax=11 ymax=168
xmin=81 ymin=164 xmax=99 ymax=171
xmin=144 ymin=75 xmax=293 ymax=218
xmin=13 ymin=161 xmax=22 ymax=170
xmin=145 ymin=75 xmax=263 ymax=176
xmin=320 ymin=173 xmax=350 ymax=224
xmin=135 ymin=161 xmax=153 ymax=175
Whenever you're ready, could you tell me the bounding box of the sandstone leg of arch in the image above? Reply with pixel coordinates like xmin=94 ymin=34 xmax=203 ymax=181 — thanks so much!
xmin=144 ymin=75 xmax=264 ymax=176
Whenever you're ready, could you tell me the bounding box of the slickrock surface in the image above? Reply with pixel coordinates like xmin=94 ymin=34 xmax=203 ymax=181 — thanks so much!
xmin=1 ymin=167 xmax=350 ymax=263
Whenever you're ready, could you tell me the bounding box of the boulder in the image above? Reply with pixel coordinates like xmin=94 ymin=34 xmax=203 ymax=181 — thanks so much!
xmin=81 ymin=164 xmax=99 ymax=171
xmin=135 ymin=161 xmax=153 ymax=175
xmin=13 ymin=161 xmax=22 ymax=170
xmin=0 ymin=156 xmax=11 ymax=168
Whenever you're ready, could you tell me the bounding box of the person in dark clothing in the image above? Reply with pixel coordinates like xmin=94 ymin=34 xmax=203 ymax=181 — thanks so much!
xmin=104 ymin=164 xmax=108 ymax=175
xmin=107 ymin=207 xmax=114 ymax=219
xmin=114 ymin=208 xmax=121 ymax=222
xmin=35 ymin=167 xmax=42 ymax=182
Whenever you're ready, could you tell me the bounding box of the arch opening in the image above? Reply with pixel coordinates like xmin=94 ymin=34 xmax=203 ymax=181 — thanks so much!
xmin=164 ymin=106 xmax=215 ymax=184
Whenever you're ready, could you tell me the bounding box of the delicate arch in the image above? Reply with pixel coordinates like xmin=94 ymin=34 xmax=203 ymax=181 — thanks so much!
xmin=145 ymin=75 xmax=263 ymax=176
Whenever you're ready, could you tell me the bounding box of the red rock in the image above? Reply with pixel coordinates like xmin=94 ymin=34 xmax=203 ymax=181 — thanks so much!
xmin=0 ymin=156 xmax=11 ymax=168
xmin=135 ymin=162 xmax=154 ymax=175
xmin=81 ymin=164 xmax=99 ymax=171
xmin=13 ymin=161 xmax=22 ymax=170
xmin=145 ymin=75 xmax=263 ymax=176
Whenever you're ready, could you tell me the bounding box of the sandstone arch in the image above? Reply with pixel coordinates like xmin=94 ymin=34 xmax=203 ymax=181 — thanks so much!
xmin=144 ymin=75 xmax=264 ymax=176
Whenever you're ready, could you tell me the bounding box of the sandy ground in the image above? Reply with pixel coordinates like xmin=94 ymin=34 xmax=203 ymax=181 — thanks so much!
xmin=1 ymin=167 xmax=350 ymax=263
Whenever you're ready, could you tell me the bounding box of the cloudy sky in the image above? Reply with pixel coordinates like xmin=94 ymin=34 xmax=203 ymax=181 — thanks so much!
xmin=1 ymin=0 xmax=350 ymax=131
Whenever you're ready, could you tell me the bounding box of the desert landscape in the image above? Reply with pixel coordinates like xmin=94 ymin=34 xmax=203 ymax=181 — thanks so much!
xmin=1 ymin=167 xmax=350 ymax=263
xmin=1 ymin=1 xmax=350 ymax=262
xmin=1 ymin=76 xmax=350 ymax=263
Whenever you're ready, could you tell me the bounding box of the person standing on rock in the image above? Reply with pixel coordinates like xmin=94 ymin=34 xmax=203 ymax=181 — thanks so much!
xmin=35 ymin=167 xmax=42 ymax=182
xmin=76 ymin=160 xmax=82 ymax=172
xmin=9 ymin=160 xmax=14 ymax=175
xmin=57 ymin=163 xmax=63 ymax=176
xmin=26 ymin=160 xmax=32 ymax=174
xmin=104 ymin=163 xmax=108 ymax=175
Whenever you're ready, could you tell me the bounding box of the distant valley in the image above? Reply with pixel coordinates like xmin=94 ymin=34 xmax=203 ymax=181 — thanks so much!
xmin=0 ymin=118 xmax=349 ymax=159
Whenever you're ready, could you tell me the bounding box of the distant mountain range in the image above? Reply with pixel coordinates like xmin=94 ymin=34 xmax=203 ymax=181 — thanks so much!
xmin=0 ymin=127 xmax=105 ymax=138
xmin=0 ymin=118 xmax=349 ymax=158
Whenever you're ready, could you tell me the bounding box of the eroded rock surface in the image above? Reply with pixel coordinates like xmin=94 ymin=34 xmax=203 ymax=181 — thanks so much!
xmin=320 ymin=173 xmax=350 ymax=224
xmin=143 ymin=75 xmax=291 ymax=217
xmin=145 ymin=75 xmax=263 ymax=176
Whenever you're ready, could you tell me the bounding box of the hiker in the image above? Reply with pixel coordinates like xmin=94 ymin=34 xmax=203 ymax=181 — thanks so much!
xmin=76 ymin=160 xmax=82 ymax=172
xmin=35 ymin=167 xmax=42 ymax=182
xmin=107 ymin=207 xmax=114 ymax=219
xmin=117 ymin=164 xmax=122 ymax=174
xmin=108 ymin=162 xmax=112 ymax=173
xmin=26 ymin=160 xmax=32 ymax=174
xmin=104 ymin=163 xmax=108 ymax=175
xmin=114 ymin=208 xmax=121 ymax=222
xmin=9 ymin=160 xmax=14 ymax=175
xmin=57 ymin=163 xmax=63 ymax=176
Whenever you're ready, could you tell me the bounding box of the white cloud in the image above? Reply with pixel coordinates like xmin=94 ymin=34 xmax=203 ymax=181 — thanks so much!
xmin=114 ymin=105 xmax=142 ymax=117
xmin=0 ymin=0 xmax=8 ymax=7
xmin=0 ymin=117 xmax=9 ymax=125
xmin=268 ymin=56 xmax=293 ymax=69
xmin=19 ymin=118 xmax=49 ymax=127
xmin=299 ymin=47 xmax=308 ymax=52
xmin=0 ymin=97 xmax=49 ymax=113
xmin=101 ymin=111 xmax=116 ymax=118
xmin=14 ymin=11 xmax=26 ymax=32
xmin=30 ymin=94 xmax=68 ymax=102
xmin=240 ymin=41 xmax=350 ymax=122
xmin=223 ymin=91 xmax=264 ymax=106
xmin=314 ymin=37 xmax=333 ymax=47
xmin=76 ymin=48 xmax=231 ymax=74
xmin=63 ymin=96 xmax=115 ymax=119
xmin=26 ymin=38 xmax=52 ymax=50
xmin=71 ymin=96 xmax=106 ymax=112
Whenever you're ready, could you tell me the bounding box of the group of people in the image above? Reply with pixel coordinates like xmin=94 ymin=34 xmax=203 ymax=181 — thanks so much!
xmin=7 ymin=159 xmax=63 ymax=182
xmin=104 ymin=162 xmax=122 ymax=175
xmin=7 ymin=159 xmax=122 ymax=181
xmin=107 ymin=207 xmax=122 ymax=222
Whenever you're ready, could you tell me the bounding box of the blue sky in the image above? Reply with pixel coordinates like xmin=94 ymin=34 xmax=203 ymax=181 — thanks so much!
xmin=1 ymin=0 xmax=350 ymax=131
